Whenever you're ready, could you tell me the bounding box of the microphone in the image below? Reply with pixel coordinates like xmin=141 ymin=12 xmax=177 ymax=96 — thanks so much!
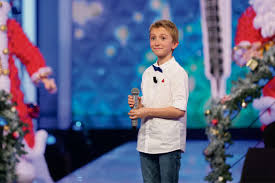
xmin=131 ymin=88 xmax=140 ymax=129
xmin=153 ymin=76 xmax=157 ymax=83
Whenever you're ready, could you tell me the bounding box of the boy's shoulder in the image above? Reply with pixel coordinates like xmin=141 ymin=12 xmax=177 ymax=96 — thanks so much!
xmin=172 ymin=60 xmax=188 ymax=77
xmin=143 ymin=65 xmax=154 ymax=75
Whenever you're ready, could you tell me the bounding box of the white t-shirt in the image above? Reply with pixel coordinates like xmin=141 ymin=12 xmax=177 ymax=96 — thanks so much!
xmin=137 ymin=57 xmax=189 ymax=154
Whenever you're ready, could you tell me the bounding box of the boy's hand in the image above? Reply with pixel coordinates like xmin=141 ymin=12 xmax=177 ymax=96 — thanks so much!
xmin=128 ymin=108 xmax=148 ymax=119
xmin=128 ymin=95 xmax=141 ymax=108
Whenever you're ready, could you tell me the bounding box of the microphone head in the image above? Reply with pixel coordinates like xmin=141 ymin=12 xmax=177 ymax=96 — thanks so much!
xmin=131 ymin=88 xmax=140 ymax=95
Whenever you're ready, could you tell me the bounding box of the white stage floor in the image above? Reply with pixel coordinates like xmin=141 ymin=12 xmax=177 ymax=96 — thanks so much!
xmin=58 ymin=140 xmax=263 ymax=183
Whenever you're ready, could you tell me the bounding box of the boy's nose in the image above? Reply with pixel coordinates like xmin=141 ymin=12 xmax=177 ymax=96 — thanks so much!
xmin=154 ymin=39 xmax=160 ymax=45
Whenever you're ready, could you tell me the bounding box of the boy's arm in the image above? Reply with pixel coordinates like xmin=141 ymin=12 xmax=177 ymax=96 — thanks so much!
xmin=128 ymin=106 xmax=185 ymax=119
xmin=147 ymin=107 xmax=185 ymax=118
xmin=129 ymin=69 xmax=188 ymax=120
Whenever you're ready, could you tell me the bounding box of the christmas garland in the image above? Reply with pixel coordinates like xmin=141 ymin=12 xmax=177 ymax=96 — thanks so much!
xmin=204 ymin=46 xmax=275 ymax=183
xmin=0 ymin=90 xmax=26 ymax=183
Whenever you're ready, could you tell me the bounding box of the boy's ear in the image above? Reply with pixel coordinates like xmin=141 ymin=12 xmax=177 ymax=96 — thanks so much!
xmin=172 ymin=41 xmax=179 ymax=50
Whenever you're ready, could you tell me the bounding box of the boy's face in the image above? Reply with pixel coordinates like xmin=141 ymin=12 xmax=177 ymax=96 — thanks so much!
xmin=150 ymin=27 xmax=178 ymax=59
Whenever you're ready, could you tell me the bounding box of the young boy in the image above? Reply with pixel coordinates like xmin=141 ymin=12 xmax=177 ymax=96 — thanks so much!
xmin=128 ymin=19 xmax=189 ymax=183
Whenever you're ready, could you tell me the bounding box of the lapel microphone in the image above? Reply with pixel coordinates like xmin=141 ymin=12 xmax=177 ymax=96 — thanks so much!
xmin=153 ymin=76 xmax=157 ymax=83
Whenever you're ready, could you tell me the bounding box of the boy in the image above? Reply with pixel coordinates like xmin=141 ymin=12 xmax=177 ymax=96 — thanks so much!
xmin=128 ymin=19 xmax=189 ymax=183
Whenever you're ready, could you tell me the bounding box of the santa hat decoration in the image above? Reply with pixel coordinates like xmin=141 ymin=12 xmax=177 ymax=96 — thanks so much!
xmin=250 ymin=0 xmax=275 ymax=38
xmin=234 ymin=6 xmax=267 ymax=46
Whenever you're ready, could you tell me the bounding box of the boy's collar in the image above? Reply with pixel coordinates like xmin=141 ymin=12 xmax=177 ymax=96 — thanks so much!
xmin=153 ymin=57 xmax=175 ymax=71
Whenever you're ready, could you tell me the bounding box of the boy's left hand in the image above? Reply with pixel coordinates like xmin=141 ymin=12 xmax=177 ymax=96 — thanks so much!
xmin=128 ymin=108 xmax=148 ymax=119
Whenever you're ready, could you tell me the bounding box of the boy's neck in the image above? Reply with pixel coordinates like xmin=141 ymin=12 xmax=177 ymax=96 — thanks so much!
xmin=157 ymin=54 xmax=173 ymax=66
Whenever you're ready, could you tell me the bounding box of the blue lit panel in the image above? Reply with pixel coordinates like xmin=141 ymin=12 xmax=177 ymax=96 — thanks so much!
xmin=71 ymin=0 xmax=259 ymax=129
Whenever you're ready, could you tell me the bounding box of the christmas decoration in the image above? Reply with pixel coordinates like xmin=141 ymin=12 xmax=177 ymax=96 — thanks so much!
xmin=246 ymin=58 xmax=258 ymax=71
xmin=241 ymin=100 xmax=247 ymax=108
xmin=0 ymin=90 xmax=26 ymax=183
xmin=233 ymin=0 xmax=275 ymax=127
xmin=205 ymin=109 xmax=211 ymax=116
xmin=0 ymin=1 xmax=56 ymax=182
xmin=204 ymin=46 xmax=275 ymax=183
xmin=211 ymin=119 xmax=218 ymax=126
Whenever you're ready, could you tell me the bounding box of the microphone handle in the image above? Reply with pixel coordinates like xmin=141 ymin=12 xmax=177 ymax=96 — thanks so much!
xmin=132 ymin=94 xmax=139 ymax=129
xmin=132 ymin=119 xmax=138 ymax=129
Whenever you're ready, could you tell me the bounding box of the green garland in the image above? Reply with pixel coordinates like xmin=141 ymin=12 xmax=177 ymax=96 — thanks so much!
xmin=0 ymin=90 xmax=26 ymax=183
xmin=204 ymin=46 xmax=275 ymax=183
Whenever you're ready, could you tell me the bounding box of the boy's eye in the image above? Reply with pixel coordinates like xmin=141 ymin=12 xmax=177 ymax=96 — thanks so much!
xmin=150 ymin=37 xmax=156 ymax=40
xmin=161 ymin=37 xmax=166 ymax=40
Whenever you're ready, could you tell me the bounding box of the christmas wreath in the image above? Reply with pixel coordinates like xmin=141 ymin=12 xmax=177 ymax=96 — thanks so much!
xmin=204 ymin=46 xmax=275 ymax=183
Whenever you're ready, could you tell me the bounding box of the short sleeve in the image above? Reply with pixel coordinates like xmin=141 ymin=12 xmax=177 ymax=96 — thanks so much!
xmin=170 ymin=69 xmax=189 ymax=111
xmin=140 ymin=70 xmax=146 ymax=106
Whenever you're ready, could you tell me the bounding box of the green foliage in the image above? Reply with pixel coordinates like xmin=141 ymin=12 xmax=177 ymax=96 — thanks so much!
xmin=0 ymin=90 xmax=26 ymax=183
xmin=204 ymin=46 xmax=275 ymax=183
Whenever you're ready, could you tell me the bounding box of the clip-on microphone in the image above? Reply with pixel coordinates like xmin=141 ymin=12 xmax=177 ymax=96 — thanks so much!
xmin=153 ymin=76 xmax=157 ymax=83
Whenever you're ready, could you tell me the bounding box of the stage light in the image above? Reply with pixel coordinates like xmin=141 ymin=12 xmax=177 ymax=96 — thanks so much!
xmin=47 ymin=134 xmax=56 ymax=145
xmin=72 ymin=120 xmax=84 ymax=131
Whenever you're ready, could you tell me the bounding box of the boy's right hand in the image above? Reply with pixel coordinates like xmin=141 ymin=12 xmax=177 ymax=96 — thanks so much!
xmin=128 ymin=95 xmax=141 ymax=108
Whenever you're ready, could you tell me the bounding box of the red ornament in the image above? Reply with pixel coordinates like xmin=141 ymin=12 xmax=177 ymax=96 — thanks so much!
xmin=211 ymin=119 xmax=218 ymax=125
xmin=162 ymin=79 xmax=164 ymax=83
xmin=12 ymin=131 xmax=19 ymax=139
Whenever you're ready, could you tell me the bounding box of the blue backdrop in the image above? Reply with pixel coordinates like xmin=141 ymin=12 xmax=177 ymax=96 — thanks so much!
xmin=71 ymin=0 xmax=259 ymax=129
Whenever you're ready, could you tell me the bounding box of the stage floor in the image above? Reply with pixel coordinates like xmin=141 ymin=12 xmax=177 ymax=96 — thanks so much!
xmin=57 ymin=140 xmax=263 ymax=183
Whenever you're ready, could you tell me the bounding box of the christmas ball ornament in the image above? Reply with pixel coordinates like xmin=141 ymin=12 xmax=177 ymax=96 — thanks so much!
xmin=0 ymin=25 xmax=7 ymax=32
xmin=241 ymin=100 xmax=247 ymax=108
xmin=218 ymin=176 xmax=224 ymax=182
xmin=204 ymin=109 xmax=211 ymax=116
xmin=210 ymin=128 xmax=219 ymax=135
xmin=258 ymin=78 xmax=269 ymax=87
xmin=4 ymin=125 xmax=9 ymax=132
xmin=2 ymin=48 xmax=9 ymax=55
xmin=246 ymin=58 xmax=258 ymax=71
xmin=0 ymin=117 xmax=7 ymax=126
xmin=2 ymin=69 xmax=9 ymax=75
xmin=12 ymin=131 xmax=19 ymax=139
xmin=11 ymin=106 xmax=16 ymax=112
xmin=211 ymin=119 xmax=218 ymax=125
xmin=0 ymin=68 xmax=10 ymax=76
xmin=269 ymin=66 xmax=275 ymax=76
xmin=223 ymin=110 xmax=230 ymax=118
xmin=263 ymin=41 xmax=274 ymax=51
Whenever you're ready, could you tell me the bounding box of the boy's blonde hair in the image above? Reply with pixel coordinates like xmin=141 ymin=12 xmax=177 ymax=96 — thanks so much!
xmin=149 ymin=19 xmax=179 ymax=43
